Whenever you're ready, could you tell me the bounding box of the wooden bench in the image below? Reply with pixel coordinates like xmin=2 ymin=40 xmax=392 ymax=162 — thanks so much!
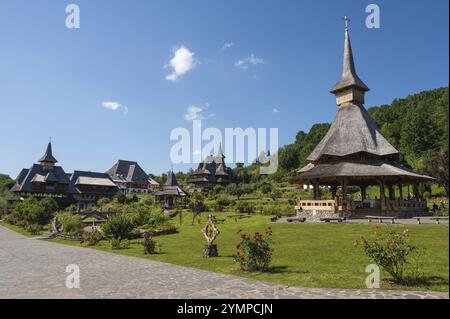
xmin=366 ymin=216 xmax=396 ymax=224
xmin=320 ymin=217 xmax=346 ymax=223
xmin=415 ymin=216 xmax=449 ymax=225
xmin=227 ymin=214 xmax=252 ymax=222
xmin=287 ymin=217 xmax=306 ymax=223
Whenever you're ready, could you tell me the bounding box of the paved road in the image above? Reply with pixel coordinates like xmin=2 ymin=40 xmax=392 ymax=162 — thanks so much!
xmin=0 ymin=225 xmax=448 ymax=299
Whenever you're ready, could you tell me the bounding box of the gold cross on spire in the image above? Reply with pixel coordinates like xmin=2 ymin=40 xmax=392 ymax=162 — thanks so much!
xmin=343 ymin=15 xmax=350 ymax=31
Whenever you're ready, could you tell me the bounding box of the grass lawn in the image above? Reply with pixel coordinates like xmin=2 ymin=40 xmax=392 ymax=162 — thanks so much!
xmin=0 ymin=221 xmax=45 ymax=237
xmin=48 ymin=213 xmax=449 ymax=292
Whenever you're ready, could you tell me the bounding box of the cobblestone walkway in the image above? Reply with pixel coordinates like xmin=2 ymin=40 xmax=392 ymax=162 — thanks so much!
xmin=0 ymin=225 xmax=448 ymax=299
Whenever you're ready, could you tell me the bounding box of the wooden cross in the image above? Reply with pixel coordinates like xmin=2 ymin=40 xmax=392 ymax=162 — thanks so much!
xmin=343 ymin=16 xmax=350 ymax=31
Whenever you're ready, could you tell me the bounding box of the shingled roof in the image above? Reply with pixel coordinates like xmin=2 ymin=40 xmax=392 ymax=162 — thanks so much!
xmin=11 ymin=164 xmax=76 ymax=194
xmin=307 ymin=102 xmax=399 ymax=161
xmin=330 ymin=29 xmax=369 ymax=94
xmin=70 ymin=171 xmax=118 ymax=195
xmin=291 ymin=160 xmax=434 ymax=184
xmin=107 ymin=160 xmax=157 ymax=185
xmin=155 ymin=171 xmax=187 ymax=197
xmin=38 ymin=142 xmax=58 ymax=163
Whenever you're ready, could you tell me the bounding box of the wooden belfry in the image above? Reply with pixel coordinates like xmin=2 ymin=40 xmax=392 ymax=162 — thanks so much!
xmin=289 ymin=17 xmax=434 ymax=218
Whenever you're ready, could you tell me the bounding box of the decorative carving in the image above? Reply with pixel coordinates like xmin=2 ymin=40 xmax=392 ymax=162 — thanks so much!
xmin=202 ymin=214 xmax=220 ymax=258
xmin=50 ymin=217 xmax=63 ymax=234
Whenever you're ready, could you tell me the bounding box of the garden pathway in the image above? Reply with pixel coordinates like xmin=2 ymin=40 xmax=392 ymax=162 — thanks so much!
xmin=0 ymin=225 xmax=448 ymax=299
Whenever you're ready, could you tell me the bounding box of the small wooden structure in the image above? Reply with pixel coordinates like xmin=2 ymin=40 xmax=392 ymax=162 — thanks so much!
xmin=155 ymin=170 xmax=187 ymax=210
xmin=289 ymin=22 xmax=434 ymax=220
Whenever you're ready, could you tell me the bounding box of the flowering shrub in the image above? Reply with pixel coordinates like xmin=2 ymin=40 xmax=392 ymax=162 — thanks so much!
xmin=356 ymin=226 xmax=423 ymax=283
xmin=234 ymin=228 xmax=273 ymax=272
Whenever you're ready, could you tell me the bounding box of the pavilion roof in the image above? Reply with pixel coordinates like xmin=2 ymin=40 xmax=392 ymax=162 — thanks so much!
xmin=290 ymin=160 xmax=435 ymax=185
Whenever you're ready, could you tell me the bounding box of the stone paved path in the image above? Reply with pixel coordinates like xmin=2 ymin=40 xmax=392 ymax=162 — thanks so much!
xmin=0 ymin=225 xmax=448 ymax=299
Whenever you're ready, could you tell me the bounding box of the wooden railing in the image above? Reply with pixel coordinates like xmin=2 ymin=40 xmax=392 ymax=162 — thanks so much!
xmin=295 ymin=197 xmax=354 ymax=213
xmin=296 ymin=197 xmax=428 ymax=213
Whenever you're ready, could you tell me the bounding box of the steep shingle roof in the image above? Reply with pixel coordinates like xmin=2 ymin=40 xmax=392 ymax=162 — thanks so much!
xmin=38 ymin=142 xmax=58 ymax=163
xmin=107 ymin=160 xmax=151 ymax=184
xmin=307 ymin=102 xmax=399 ymax=161
xmin=330 ymin=30 xmax=369 ymax=93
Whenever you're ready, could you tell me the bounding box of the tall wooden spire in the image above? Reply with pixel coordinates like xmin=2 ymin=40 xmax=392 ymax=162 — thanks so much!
xmin=331 ymin=17 xmax=369 ymax=106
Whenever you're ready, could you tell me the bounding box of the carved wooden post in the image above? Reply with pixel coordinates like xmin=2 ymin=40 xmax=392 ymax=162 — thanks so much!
xmin=202 ymin=214 xmax=220 ymax=258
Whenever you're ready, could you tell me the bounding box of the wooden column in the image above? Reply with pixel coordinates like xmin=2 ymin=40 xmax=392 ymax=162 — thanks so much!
xmin=388 ymin=184 xmax=395 ymax=200
xmin=379 ymin=179 xmax=386 ymax=215
xmin=313 ymin=181 xmax=319 ymax=200
xmin=361 ymin=185 xmax=367 ymax=200
xmin=413 ymin=183 xmax=420 ymax=200
xmin=398 ymin=183 xmax=403 ymax=200
xmin=341 ymin=178 xmax=347 ymax=199
xmin=331 ymin=185 xmax=337 ymax=198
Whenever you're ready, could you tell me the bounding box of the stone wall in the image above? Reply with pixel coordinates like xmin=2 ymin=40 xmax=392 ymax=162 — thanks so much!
xmin=297 ymin=210 xmax=350 ymax=222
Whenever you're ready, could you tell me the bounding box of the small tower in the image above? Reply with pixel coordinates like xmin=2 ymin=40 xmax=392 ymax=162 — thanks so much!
xmin=330 ymin=16 xmax=370 ymax=107
xmin=38 ymin=142 xmax=58 ymax=170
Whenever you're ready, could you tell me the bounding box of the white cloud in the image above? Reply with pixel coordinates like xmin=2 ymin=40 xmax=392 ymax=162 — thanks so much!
xmin=184 ymin=103 xmax=215 ymax=121
xmin=102 ymin=101 xmax=128 ymax=114
xmin=165 ymin=46 xmax=197 ymax=81
xmin=221 ymin=42 xmax=233 ymax=51
xmin=184 ymin=105 xmax=205 ymax=121
xmin=235 ymin=54 xmax=264 ymax=70
xmin=273 ymin=107 xmax=280 ymax=113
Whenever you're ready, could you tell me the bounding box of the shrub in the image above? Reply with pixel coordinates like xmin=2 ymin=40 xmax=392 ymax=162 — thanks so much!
xmin=82 ymin=229 xmax=103 ymax=246
xmin=213 ymin=195 xmax=231 ymax=212
xmin=25 ymin=223 xmax=42 ymax=235
xmin=97 ymin=197 xmax=111 ymax=207
xmin=235 ymin=201 xmax=255 ymax=214
xmin=110 ymin=238 xmax=130 ymax=250
xmin=234 ymin=228 xmax=273 ymax=272
xmin=356 ymin=227 xmax=423 ymax=283
xmin=102 ymin=214 xmax=134 ymax=249
xmin=11 ymin=197 xmax=57 ymax=226
xmin=143 ymin=231 xmax=157 ymax=254
xmin=189 ymin=192 xmax=208 ymax=213
xmin=56 ymin=213 xmax=83 ymax=235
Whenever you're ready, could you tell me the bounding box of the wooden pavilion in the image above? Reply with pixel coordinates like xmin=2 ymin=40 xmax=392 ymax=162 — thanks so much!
xmin=155 ymin=170 xmax=187 ymax=210
xmin=289 ymin=22 xmax=434 ymax=219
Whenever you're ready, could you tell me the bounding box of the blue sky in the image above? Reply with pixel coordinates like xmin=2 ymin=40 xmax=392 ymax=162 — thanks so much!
xmin=0 ymin=0 xmax=448 ymax=178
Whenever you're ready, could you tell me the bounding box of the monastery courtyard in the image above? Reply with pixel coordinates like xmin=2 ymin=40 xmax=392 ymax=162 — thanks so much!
xmin=0 ymin=225 xmax=447 ymax=299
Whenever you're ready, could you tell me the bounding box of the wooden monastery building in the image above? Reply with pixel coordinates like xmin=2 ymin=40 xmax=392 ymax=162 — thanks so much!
xmin=188 ymin=144 xmax=234 ymax=192
xmin=11 ymin=143 xmax=158 ymax=210
xmin=107 ymin=160 xmax=159 ymax=194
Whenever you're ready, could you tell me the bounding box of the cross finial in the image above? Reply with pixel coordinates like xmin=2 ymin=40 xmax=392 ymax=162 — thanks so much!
xmin=343 ymin=16 xmax=350 ymax=31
